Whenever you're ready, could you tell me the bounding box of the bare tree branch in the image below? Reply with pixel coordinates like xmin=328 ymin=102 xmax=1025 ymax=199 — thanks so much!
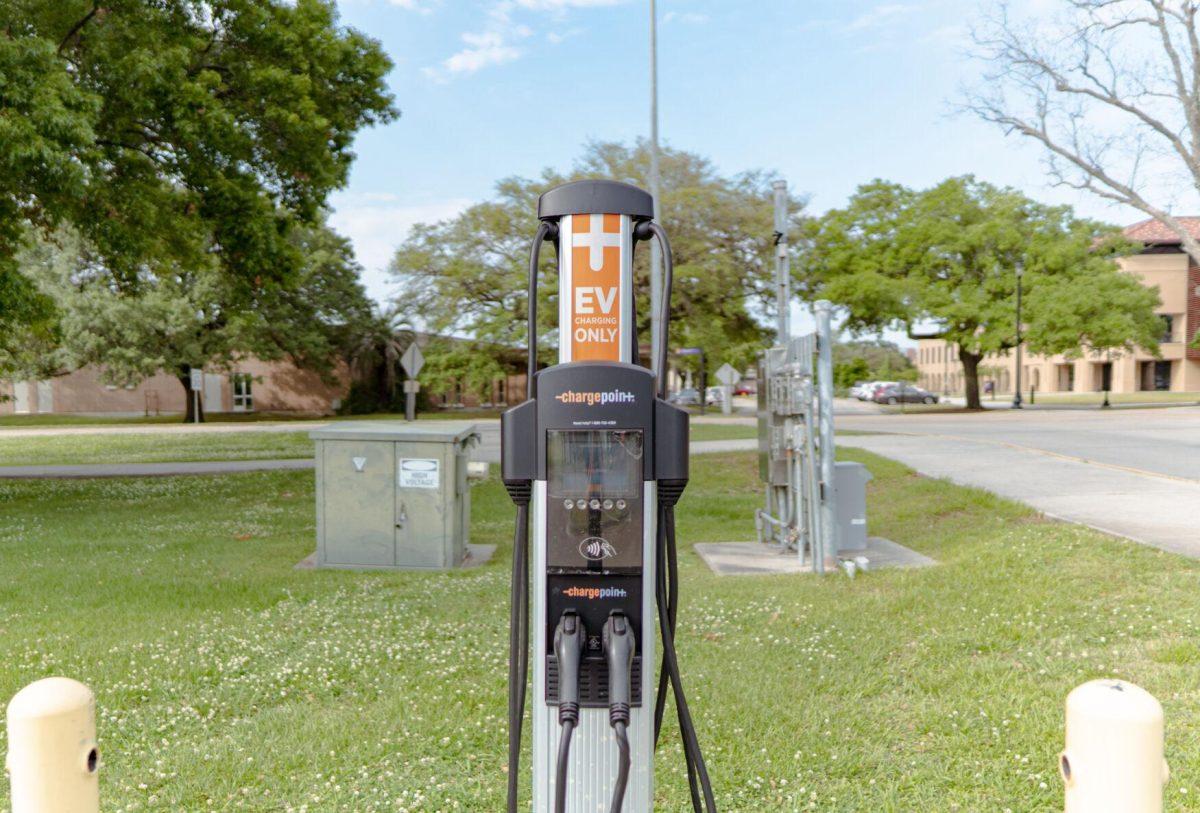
xmin=970 ymin=0 xmax=1200 ymax=263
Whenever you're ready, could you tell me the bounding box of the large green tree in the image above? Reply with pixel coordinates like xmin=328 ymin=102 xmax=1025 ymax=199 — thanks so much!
xmin=807 ymin=177 xmax=1163 ymax=409
xmin=26 ymin=222 xmax=375 ymax=420
xmin=391 ymin=141 xmax=801 ymax=381
xmin=0 ymin=0 xmax=396 ymax=385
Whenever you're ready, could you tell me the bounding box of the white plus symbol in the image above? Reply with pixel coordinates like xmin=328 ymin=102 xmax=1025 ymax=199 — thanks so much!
xmin=572 ymin=215 xmax=621 ymax=272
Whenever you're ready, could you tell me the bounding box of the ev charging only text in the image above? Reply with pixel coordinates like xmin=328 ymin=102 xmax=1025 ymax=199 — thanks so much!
xmin=574 ymin=286 xmax=619 ymax=344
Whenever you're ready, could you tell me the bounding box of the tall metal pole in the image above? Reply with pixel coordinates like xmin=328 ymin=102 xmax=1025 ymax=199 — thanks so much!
xmin=1013 ymin=262 xmax=1024 ymax=409
xmin=773 ymin=180 xmax=790 ymax=342
xmin=814 ymin=300 xmax=836 ymax=572
xmin=648 ymin=0 xmax=663 ymax=378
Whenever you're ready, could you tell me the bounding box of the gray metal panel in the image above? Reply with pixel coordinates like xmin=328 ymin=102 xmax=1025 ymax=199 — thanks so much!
xmin=319 ymin=440 xmax=396 ymax=567
xmin=309 ymin=420 xmax=479 ymax=444
xmin=395 ymin=440 xmax=454 ymax=568
xmin=834 ymin=461 xmax=872 ymax=551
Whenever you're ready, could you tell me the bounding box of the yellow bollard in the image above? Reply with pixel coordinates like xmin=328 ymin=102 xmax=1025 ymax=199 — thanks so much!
xmin=5 ymin=677 xmax=99 ymax=813
xmin=1061 ymin=679 xmax=1168 ymax=813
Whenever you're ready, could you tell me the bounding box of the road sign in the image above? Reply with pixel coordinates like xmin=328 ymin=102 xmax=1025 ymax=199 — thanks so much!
xmin=400 ymin=343 xmax=425 ymax=378
xmin=676 ymin=347 xmax=704 ymax=356
xmin=189 ymin=368 xmax=204 ymax=391
xmin=715 ymin=363 xmax=740 ymax=387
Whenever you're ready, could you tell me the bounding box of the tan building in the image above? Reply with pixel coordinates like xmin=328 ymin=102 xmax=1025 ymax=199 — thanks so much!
xmin=1 ymin=357 xmax=347 ymax=418
xmin=915 ymin=218 xmax=1200 ymax=397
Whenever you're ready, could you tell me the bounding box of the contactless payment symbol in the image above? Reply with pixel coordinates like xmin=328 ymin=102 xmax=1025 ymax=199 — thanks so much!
xmin=579 ymin=536 xmax=618 ymax=562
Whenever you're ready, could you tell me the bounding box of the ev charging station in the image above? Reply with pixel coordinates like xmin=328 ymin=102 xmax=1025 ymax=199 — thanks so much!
xmin=502 ymin=180 xmax=716 ymax=813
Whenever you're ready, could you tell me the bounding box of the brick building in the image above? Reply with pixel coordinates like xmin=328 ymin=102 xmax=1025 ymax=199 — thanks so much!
xmin=914 ymin=218 xmax=1200 ymax=396
xmin=1 ymin=358 xmax=348 ymax=418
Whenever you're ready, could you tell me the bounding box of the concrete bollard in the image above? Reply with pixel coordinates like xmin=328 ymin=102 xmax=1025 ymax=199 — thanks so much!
xmin=1061 ymin=679 xmax=1167 ymax=813
xmin=5 ymin=677 xmax=99 ymax=813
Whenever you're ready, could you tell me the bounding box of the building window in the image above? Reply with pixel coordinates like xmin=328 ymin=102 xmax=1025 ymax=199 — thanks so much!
xmin=1160 ymin=314 xmax=1177 ymax=343
xmin=1140 ymin=360 xmax=1172 ymax=391
xmin=1056 ymin=364 xmax=1075 ymax=392
xmin=231 ymin=373 xmax=254 ymax=412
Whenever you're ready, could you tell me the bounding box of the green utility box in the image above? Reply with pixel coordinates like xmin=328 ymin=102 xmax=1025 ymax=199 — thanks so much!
xmin=311 ymin=421 xmax=481 ymax=570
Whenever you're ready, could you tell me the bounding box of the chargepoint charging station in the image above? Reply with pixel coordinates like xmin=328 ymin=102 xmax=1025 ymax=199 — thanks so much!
xmin=502 ymin=180 xmax=716 ymax=812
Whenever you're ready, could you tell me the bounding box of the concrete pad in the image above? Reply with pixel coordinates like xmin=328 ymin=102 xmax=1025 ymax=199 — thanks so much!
xmin=694 ymin=537 xmax=934 ymax=576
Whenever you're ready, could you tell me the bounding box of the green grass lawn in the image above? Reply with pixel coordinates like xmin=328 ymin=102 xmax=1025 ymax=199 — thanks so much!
xmin=689 ymin=423 xmax=758 ymax=442
xmin=0 ymin=408 xmax=508 ymax=430
xmin=0 ymin=431 xmax=316 ymax=467
xmin=2 ymin=452 xmax=1198 ymax=810
xmin=0 ymin=422 xmax=759 ymax=467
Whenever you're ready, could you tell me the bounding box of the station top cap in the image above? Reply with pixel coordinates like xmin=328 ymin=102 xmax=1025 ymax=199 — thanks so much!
xmin=537 ymin=179 xmax=654 ymax=221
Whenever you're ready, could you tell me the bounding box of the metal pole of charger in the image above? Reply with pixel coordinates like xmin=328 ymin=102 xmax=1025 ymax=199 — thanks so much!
xmin=814 ymin=300 xmax=836 ymax=571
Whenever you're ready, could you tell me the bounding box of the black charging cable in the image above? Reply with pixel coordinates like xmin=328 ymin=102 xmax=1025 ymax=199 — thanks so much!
xmin=633 ymin=221 xmax=674 ymax=400
xmin=603 ymin=612 xmax=636 ymax=813
xmin=506 ymin=500 xmax=529 ymax=813
xmin=554 ymin=611 xmax=586 ymax=813
xmin=507 ymin=223 xmax=557 ymax=813
xmin=656 ymin=501 xmax=718 ymax=813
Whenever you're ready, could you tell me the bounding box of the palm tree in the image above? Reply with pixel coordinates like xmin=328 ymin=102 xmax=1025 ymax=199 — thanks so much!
xmin=348 ymin=304 xmax=415 ymax=408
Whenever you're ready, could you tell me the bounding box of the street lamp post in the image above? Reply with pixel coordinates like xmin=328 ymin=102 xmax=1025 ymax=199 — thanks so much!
xmin=1102 ymin=350 xmax=1111 ymax=409
xmin=1012 ymin=262 xmax=1024 ymax=410
xmin=648 ymin=0 xmax=663 ymax=375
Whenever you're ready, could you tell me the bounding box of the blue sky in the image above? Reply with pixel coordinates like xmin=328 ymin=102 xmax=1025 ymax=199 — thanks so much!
xmin=328 ymin=0 xmax=1142 ymax=337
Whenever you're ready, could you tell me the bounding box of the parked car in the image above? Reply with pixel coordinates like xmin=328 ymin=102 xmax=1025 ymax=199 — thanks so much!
xmin=873 ymin=384 xmax=938 ymax=405
xmin=849 ymin=381 xmax=871 ymax=399
xmin=859 ymin=381 xmax=897 ymax=401
xmin=668 ymin=388 xmax=702 ymax=406
xmin=733 ymin=382 xmax=757 ymax=396
xmin=705 ymin=386 xmax=724 ymax=406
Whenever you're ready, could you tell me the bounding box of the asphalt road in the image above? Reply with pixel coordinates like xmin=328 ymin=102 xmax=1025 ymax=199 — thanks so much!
xmin=836 ymin=405 xmax=1200 ymax=557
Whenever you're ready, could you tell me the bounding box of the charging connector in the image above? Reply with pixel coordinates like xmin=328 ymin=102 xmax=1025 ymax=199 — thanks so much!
xmin=553 ymin=611 xmax=585 ymax=813
xmin=603 ymin=612 xmax=636 ymax=813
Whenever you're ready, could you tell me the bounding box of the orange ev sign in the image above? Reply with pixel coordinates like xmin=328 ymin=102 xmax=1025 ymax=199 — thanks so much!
xmin=570 ymin=213 xmax=622 ymax=360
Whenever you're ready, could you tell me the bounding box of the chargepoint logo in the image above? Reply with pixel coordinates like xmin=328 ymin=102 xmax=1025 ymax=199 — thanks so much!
xmin=555 ymin=389 xmax=636 ymax=407
xmin=578 ymin=536 xmax=618 ymax=562
xmin=563 ymin=585 xmax=629 ymax=600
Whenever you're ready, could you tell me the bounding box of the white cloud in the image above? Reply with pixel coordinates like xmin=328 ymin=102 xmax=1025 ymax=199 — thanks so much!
xmin=662 ymin=11 xmax=709 ymax=25
xmin=845 ymin=3 xmax=920 ymax=31
xmin=328 ymin=193 xmax=472 ymax=304
xmin=514 ymin=0 xmax=626 ymax=8
xmin=439 ymin=31 xmax=522 ymax=77
xmin=423 ymin=0 xmax=625 ymax=81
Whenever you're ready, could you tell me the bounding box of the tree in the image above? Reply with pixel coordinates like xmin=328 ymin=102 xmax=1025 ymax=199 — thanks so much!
xmin=391 ymin=141 xmax=802 ymax=382
xmin=970 ymin=0 xmax=1200 ymax=327
xmin=832 ymin=339 xmax=916 ymax=385
xmin=26 ymin=222 xmax=376 ymax=421
xmin=344 ymin=306 xmax=416 ymax=414
xmin=419 ymin=338 xmax=506 ymax=406
xmin=807 ymin=176 xmax=1164 ymax=409
xmin=833 ymin=357 xmax=871 ymax=390
xmin=0 ymin=0 xmax=396 ymax=378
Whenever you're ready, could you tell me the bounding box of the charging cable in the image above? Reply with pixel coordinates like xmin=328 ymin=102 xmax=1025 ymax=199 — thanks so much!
xmin=554 ymin=611 xmax=585 ymax=813
xmin=603 ymin=612 xmax=636 ymax=813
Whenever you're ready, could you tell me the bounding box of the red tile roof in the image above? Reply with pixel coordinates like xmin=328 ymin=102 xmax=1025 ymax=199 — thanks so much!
xmin=1123 ymin=217 xmax=1200 ymax=244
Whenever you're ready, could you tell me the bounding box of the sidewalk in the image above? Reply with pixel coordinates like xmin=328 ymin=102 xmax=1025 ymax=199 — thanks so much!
xmin=0 ymin=438 xmax=761 ymax=479
xmin=837 ymin=433 xmax=1200 ymax=559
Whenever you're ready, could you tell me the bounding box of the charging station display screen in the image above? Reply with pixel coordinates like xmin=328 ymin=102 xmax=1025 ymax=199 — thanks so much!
xmin=546 ymin=430 xmax=644 ymax=570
